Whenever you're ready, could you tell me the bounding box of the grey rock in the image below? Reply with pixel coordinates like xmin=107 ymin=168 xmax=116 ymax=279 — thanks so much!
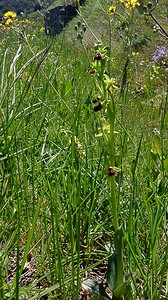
xmin=44 ymin=1 xmax=84 ymax=35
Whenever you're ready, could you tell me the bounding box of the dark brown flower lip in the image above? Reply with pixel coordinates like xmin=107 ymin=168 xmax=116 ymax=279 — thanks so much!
xmin=94 ymin=52 xmax=102 ymax=60
xmin=88 ymin=68 xmax=96 ymax=74
xmin=92 ymin=97 xmax=100 ymax=104
xmin=108 ymin=167 xmax=117 ymax=176
xmin=93 ymin=102 xmax=103 ymax=112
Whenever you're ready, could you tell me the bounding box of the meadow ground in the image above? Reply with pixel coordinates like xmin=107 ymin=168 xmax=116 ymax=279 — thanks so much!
xmin=0 ymin=0 xmax=168 ymax=299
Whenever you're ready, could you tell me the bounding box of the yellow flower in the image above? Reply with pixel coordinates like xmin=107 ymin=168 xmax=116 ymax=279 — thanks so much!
xmin=3 ymin=11 xmax=17 ymax=20
xmin=119 ymin=0 xmax=138 ymax=9
xmin=104 ymin=74 xmax=119 ymax=90
xmin=125 ymin=0 xmax=138 ymax=9
xmin=132 ymin=51 xmax=139 ymax=56
xmin=24 ymin=19 xmax=30 ymax=23
xmin=108 ymin=5 xmax=116 ymax=15
xmin=5 ymin=18 xmax=13 ymax=25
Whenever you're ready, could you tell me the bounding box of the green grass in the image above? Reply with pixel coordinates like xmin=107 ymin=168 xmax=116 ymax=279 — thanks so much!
xmin=0 ymin=0 xmax=168 ymax=299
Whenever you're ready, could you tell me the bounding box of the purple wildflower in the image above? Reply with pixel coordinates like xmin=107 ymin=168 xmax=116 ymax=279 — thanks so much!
xmin=151 ymin=46 xmax=168 ymax=63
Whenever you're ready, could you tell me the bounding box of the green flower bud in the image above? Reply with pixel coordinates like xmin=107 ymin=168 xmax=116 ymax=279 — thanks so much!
xmin=74 ymin=24 xmax=78 ymax=31
xmin=82 ymin=25 xmax=86 ymax=32
xmin=77 ymin=20 xmax=81 ymax=27
xmin=147 ymin=2 xmax=152 ymax=10
xmin=77 ymin=33 xmax=82 ymax=40
xmin=143 ymin=5 xmax=148 ymax=14
xmin=136 ymin=4 xmax=145 ymax=14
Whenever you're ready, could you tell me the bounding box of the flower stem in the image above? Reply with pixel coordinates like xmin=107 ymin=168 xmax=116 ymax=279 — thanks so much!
xmin=150 ymin=13 xmax=168 ymax=38
xmin=109 ymin=175 xmax=119 ymax=232
xmin=108 ymin=101 xmax=124 ymax=292
xmin=108 ymin=102 xmax=119 ymax=232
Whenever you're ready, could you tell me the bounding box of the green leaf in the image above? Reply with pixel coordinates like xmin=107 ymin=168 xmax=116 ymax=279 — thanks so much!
xmin=164 ymin=158 xmax=168 ymax=172
xmin=113 ymin=273 xmax=136 ymax=299
xmin=151 ymin=135 xmax=162 ymax=156
xmin=0 ymin=265 xmax=4 ymax=300
xmin=82 ymin=280 xmax=111 ymax=299
xmin=106 ymin=253 xmax=117 ymax=291
xmin=82 ymin=279 xmax=100 ymax=295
